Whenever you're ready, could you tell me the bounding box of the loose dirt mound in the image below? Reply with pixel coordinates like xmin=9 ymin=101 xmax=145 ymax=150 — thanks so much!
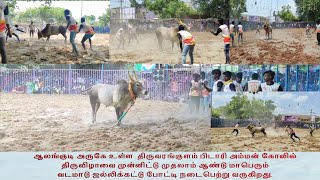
xmin=231 ymin=28 xmax=320 ymax=64
xmin=110 ymin=32 xmax=226 ymax=64
xmin=210 ymin=127 xmax=320 ymax=152
xmin=0 ymin=93 xmax=211 ymax=151
xmin=5 ymin=33 xmax=109 ymax=64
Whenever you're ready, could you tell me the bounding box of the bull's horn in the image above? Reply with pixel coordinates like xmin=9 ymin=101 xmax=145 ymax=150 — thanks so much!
xmin=133 ymin=70 xmax=138 ymax=81
xmin=178 ymin=18 xmax=183 ymax=24
xmin=128 ymin=71 xmax=135 ymax=82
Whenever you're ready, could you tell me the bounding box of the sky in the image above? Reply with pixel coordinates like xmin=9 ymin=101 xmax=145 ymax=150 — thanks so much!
xmin=111 ymin=0 xmax=191 ymax=8
xmin=15 ymin=1 xmax=110 ymax=20
xmin=111 ymin=0 xmax=297 ymax=18
xmin=211 ymin=92 xmax=320 ymax=116
xmin=244 ymin=0 xmax=297 ymax=17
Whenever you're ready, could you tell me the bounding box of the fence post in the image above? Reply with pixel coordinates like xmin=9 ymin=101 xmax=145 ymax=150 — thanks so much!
xmin=285 ymin=65 xmax=290 ymax=91
xmin=295 ymin=65 xmax=299 ymax=91
xmin=68 ymin=64 xmax=71 ymax=94
xmin=306 ymin=65 xmax=309 ymax=91
xmin=101 ymin=64 xmax=104 ymax=83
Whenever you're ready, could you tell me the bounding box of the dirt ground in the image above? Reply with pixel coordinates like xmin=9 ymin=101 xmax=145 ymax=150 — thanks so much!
xmin=110 ymin=32 xmax=226 ymax=64
xmin=5 ymin=33 xmax=109 ymax=64
xmin=0 ymin=93 xmax=211 ymax=152
xmin=210 ymin=127 xmax=320 ymax=152
xmin=231 ymin=28 xmax=320 ymax=64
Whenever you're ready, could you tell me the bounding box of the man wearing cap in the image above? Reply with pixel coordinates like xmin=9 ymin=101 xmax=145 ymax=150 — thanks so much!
xmin=0 ymin=0 xmax=10 ymax=64
xmin=258 ymin=70 xmax=283 ymax=92
xmin=64 ymin=9 xmax=79 ymax=55
xmin=244 ymin=73 xmax=261 ymax=94
xmin=209 ymin=18 xmax=230 ymax=64
xmin=177 ymin=24 xmax=196 ymax=64
xmin=223 ymin=71 xmax=236 ymax=92
xmin=78 ymin=17 xmax=95 ymax=51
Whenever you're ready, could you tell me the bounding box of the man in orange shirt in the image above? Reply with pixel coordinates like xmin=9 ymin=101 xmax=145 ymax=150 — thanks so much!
xmin=177 ymin=25 xmax=196 ymax=64
xmin=0 ymin=1 xmax=11 ymax=64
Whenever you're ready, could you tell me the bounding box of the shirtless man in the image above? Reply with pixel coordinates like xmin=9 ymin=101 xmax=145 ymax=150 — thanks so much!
xmin=29 ymin=21 xmax=35 ymax=38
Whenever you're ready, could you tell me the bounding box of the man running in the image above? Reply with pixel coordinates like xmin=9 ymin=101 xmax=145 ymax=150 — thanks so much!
xmin=306 ymin=24 xmax=311 ymax=38
xmin=178 ymin=24 xmax=196 ymax=64
xmin=64 ymin=9 xmax=79 ymax=55
xmin=78 ymin=17 xmax=95 ymax=51
xmin=285 ymin=125 xmax=300 ymax=142
xmin=238 ymin=22 xmax=243 ymax=45
xmin=230 ymin=21 xmax=235 ymax=47
xmin=256 ymin=24 xmax=260 ymax=35
xmin=209 ymin=18 xmax=230 ymax=64
xmin=312 ymin=20 xmax=320 ymax=46
xmin=29 ymin=21 xmax=35 ymax=38
xmin=6 ymin=24 xmax=25 ymax=42
xmin=0 ymin=1 xmax=11 ymax=64
xmin=259 ymin=70 xmax=283 ymax=92
xmin=231 ymin=122 xmax=240 ymax=136
xmin=309 ymin=125 xmax=316 ymax=137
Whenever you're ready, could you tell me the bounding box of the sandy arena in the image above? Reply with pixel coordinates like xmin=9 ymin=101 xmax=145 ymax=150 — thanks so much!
xmin=231 ymin=28 xmax=320 ymax=64
xmin=210 ymin=127 xmax=320 ymax=152
xmin=110 ymin=32 xmax=226 ymax=64
xmin=0 ymin=93 xmax=211 ymax=151
xmin=5 ymin=33 xmax=109 ymax=64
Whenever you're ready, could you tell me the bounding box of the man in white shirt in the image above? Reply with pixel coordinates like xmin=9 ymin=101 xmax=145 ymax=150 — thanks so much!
xmin=229 ymin=21 xmax=235 ymax=47
xmin=209 ymin=18 xmax=230 ymax=64
xmin=178 ymin=25 xmax=196 ymax=64
xmin=258 ymin=70 xmax=283 ymax=92
xmin=231 ymin=122 xmax=240 ymax=136
xmin=312 ymin=20 xmax=320 ymax=46
xmin=244 ymin=73 xmax=261 ymax=94
xmin=233 ymin=72 xmax=243 ymax=93
xmin=223 ymin=71 xmax=236 ymax=92
xmin=238 ymin=22 xmax=243 ymax=45
xmin=202 ymin=69 xmax=224 ymax=92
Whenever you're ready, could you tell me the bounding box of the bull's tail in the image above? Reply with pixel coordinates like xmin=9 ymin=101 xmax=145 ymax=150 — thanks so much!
xmin=81 ymin=86 xmax=92 ymax=93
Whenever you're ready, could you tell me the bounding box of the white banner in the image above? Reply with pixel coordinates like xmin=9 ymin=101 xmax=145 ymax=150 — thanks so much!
xmin=0 ymin=152 xmax=319 ymax=180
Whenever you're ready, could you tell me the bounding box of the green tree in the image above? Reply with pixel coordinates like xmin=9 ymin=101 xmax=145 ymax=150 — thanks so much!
xmin=83 ymin=15 xmax=96 ymax=23
xmin=192 ymin=0 xmax=230 ymax=20
xmin=14 ymin=7 xmax=66 ymax=24
xmin=294 ymin=0 xmax=320 ymax=21
xmin=230 ymin=0 xmax=247 ymax=20
xmin=218 ymin=94 xmax=276 ymax=120
xmin=144 ymin=0 xmax=194 ymax=18
xmin=96 ymin=9 xmax=110 ymax=26
xmin=278 ymin=5 xmax=298 ymax=22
